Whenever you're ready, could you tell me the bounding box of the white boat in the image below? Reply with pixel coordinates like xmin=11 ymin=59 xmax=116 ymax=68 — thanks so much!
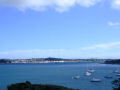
xmin=85 ymin=71 xmax=92 ymax=76
xmin=104 ymin=76 xmax=113 ymax=78
xmin=88 ymin=69 xmax=95 ymax=73
xmin=86 ymin=64 xmax=94 ymax=76
xmin=72 ymin=75 xmax=80 ymax=79
xmin=113 ymin=69 xmax=119 ymax=73
xmin=90 ymin=78 xmax=101 ymax=82
xmin=116 ymin=73 xmax=120 ymax=76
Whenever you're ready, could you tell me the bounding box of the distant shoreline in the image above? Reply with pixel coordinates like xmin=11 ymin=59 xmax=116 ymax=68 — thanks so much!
xmin=0 ymin=57 xmax=120 ymax=65
xmin=0 ymin=57 xmax=107 ymax=64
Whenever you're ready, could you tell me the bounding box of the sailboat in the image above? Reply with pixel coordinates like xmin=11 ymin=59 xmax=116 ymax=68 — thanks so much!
xmin=85 ymin=71 xmax=92 ymax=76
xmin=113 ymin=69 xmax=119 ymax=73
xmin=90 ymin=78 xmax=101 ymax=82
xmin=85 ymin=63 xmax=92 ymax=76
xmin=72 ymin=75 xmax=80 ymax=79
xmin=85 ymin=63 xmax=94 ymax=76
xmin=104 ymin=72 xmax=113 ymax=78
xmin=88 ymin=62 xmax=95 ymax=73
xmin=104 ymin=75 xmax=113 ymax=78
xmin=88 ymin=63 xmax=95 ymax=73
xmin=116 ymin=73 xmax=120 ymax=76
xmin=114 ymin=67 xmax=120 ymax=76
xmin=88 ymin=69 xmax=95 ymax=73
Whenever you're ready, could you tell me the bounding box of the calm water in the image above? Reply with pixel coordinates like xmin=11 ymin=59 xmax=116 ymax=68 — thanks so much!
xmin=0 ymin=62 xmax=120 ymax=90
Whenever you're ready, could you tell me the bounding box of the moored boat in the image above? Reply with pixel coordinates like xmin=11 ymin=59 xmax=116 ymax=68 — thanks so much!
xmin=90 ymin=78 xmax=101 ymax=82
xmin=72 ymin=75 xmax=80 ymax=79
xmin=85 ymin=71 xmax=92 ymax=76
xmin=88 ymin=69 xmax=95 ymax=73
xmin=116 ymin=73 xmax=120 ymax=76
xmin=113 ymin=69 xmax=119 ymax=73
xmin=104 ymin=76 xmax=113 ymax=78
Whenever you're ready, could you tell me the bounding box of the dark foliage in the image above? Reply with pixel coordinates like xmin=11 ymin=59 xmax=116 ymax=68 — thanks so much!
xmin=0 ymin=59 xmax=11 ymax=63
xmin=105 ymin=60 xmax=120 ymax=64
xmin=7 ymin=81 xmax=75 ymax=90
xmin=112 ymin=78 xmax=120 ymax=90
xmin=44 ymin=57 xmax=64 ymax=61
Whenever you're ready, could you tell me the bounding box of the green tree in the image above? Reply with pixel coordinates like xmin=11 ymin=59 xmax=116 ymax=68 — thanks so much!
xmin=112 ymin=78 xmax=120 ymax=90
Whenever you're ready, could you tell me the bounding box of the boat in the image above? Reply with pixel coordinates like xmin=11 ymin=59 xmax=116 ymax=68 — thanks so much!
xmin=90 ymin=78 xmax=101 ymax=82
xmin=85 ymin=71 xmax=92 ymax=76
xmin=86 ymin=64 xmax=94 ymax=75
xmin=72 ymin=75 xmax=80 ymax=79
xmin=116 ymin=73 xmax=120 ymax=76
xmin=113 ymin=69 xmax=119 ymax=73
xmin=88 ymin=69 xmax=95 ymax=73
xmin=104 ymin=76 xmax=113 ymax=78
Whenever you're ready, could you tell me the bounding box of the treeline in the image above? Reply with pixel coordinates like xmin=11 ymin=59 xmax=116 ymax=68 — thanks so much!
xmin=0 ymin=59 xmax=11 ymax=63
xmin=104 ymin=59 xmax=120 ymax=64
xmin=44 ymin=57 xmax=69 ymax=61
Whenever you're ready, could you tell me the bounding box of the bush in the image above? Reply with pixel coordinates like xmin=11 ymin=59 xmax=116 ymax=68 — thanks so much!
xmin=112 ymin=78 xmax=120 ymax=90
xmin=7 ymin=81 xmax=75 ymax=90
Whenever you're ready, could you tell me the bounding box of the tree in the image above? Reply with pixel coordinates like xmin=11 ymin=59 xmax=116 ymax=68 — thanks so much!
xmin=112 ymin=78 xmax=120 ymax=90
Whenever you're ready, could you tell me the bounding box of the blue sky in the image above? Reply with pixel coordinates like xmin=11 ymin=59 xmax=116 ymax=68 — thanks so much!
xmin=0 ymin=0 xmax=120 ymax=59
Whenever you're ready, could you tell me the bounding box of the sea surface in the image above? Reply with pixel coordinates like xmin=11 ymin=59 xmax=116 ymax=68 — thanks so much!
xmin=0 ymin=62 xmax=120 ymax=90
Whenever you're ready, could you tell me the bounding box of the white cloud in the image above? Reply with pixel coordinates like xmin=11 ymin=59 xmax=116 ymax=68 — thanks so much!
xmin=1 ymin=0 xmax=120 ymax=12
xmin=108 ymin=21 xmax=120 ymax=26
xmin=0 ymin=0 xmax=102 ymax=12
xmin=1 ymin=42 xmax=120 ymax=59
xmin=111 ymin=0 xmax=120 ymax=10
xmin=80 ymin=42 xmax=120 ymax=50
xmin=77 ymin=0 xmax=102 ymax=7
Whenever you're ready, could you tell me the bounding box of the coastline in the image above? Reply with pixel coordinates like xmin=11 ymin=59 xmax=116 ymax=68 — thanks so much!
xmin=0 ymin=57 xmax=106 ymax=64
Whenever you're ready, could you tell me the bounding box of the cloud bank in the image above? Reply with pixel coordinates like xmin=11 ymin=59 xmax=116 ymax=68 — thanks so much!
xmin=0 ymin=0 xmax=120 ymax=12
xmin=0 ymin=0 xmax=104 ymax=12
xmin=81 ymin=42 xmax=120 ymax=50
xmin=1 ymin=42 xmax=120 ymax=59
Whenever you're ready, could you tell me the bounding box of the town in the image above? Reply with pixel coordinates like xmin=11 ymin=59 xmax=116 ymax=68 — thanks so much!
xmin=0 ymin=57 xmax=108 ymax=64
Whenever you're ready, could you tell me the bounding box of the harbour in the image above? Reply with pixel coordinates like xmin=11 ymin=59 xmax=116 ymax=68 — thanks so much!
xmin=0 ymin=62 xmax=119 ymax=90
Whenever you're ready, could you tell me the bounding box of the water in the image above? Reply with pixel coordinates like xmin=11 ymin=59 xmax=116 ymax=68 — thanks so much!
xmin=0 ymin=62 xmax=120 ymax=90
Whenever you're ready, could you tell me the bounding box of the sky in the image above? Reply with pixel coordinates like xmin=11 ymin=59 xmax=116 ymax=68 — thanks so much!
xmin=0 ymin=0 xmax=120 ymax=59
